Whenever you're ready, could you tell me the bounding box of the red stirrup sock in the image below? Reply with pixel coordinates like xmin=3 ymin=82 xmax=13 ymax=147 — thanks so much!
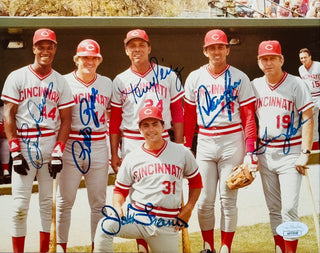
xmin=274 ymin=235 xmax=285 ymax=252
xmin=201 ymin=229 xmax=214 ymax=251
xmin=221 ymin=231 xmax=235 ymax=252
xmin=12 ymin=236 xmax=25 ymax=253
xmin=136 ymin=239 xmax=149 ymax=253
xmin=284 ymin=239 xmax=298 ymax=253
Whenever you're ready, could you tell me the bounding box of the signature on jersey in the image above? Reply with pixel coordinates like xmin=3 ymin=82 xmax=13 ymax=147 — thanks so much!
xmin=119 ymin=57 xmax=183 ymax=104
xmin=72 ymin=88 xmax=99 ymax=174
xmin=253 ymin=111 xmax=309 ymax=155
xmin=100 ymin=203 xmax=188 ymax=236
xmin=197 ymin=69 xmax=240 ymax=127
xmin=23 ymin=81 xmax=54 ymax=169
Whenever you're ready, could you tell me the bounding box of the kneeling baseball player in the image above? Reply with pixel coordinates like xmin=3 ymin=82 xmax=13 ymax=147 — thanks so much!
xmin=94 ymin=106 xmax=202 ymax=252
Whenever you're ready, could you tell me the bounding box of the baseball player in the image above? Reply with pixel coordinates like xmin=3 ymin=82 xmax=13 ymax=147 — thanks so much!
xmin=184 ymin=29 xmax=258 ymax=253
xmin=0 ymin=102 xmax=11 ymax=182
xmin=94 ymin=105 xmax=202 ymax=253
xmin=252 ymin=40 xmax=314 ymax=253
xmin=55 ymin=39 xmax=113 ymax=252
xmin=0 ymin=28 xmax=74 ymax=253
xmin=298 ymin=48 xmax=320 ymax=150
xmin=109 ymin=29 xmax=184 ymax=252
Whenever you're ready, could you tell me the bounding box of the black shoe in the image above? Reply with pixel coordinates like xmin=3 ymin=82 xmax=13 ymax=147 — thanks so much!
xmin=200 ymin=249 xmax=216 ymax=253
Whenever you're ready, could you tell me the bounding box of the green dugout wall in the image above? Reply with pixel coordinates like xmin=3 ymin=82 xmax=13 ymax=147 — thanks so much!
xmin=0 ymin=17 xmax=319 ymax=93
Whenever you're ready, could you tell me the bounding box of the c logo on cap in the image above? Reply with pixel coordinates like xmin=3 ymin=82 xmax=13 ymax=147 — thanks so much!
xmin=211 ymin=34 xmax=220 ymax=40
xmin=131 ymin=31 xmax=140 ymax=36
xmin=265 ymin=45 xmax=274 ymax=50
xmin=86 ymin=44 xmax=95 ymax=51
xmin=41 ymin=31 xmax=50 ymax=37
xmin=144 ymin=108 xmax=153 ymax=115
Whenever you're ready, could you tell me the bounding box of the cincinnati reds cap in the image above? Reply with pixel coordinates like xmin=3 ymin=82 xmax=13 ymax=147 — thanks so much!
xmin=124 ymin=29 xmax=149 ymax=45
xmin=258 ymin=40 xmax=282 ymax=58
xmin=138 ymin=106 xmax=163 ymax=124
xmin=203 ymin=29 xmax=229 ymax=48
xmin=33 ymin=28 xmax=57 ymax=45
xmin=76 ymin=39 xmax=102 ymax=58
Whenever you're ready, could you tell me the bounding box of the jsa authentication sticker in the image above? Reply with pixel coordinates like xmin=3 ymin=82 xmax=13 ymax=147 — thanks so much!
xmin=276 ymin=221 xmax=309 ymax=239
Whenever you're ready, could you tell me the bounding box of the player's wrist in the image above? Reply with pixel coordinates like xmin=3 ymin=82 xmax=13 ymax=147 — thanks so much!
xmin=245 ymin=138 xmax=256 ymax=153
xmin=9 ymin=138 xmax=21 ymax=153
xmin=11 ymin=151 xmax=22 ymax=158
xmin=51 ymin=141 xmax=65 ymax=157
xmin=301 ymin=149 xmax=311 ymax=155
xmin=244 ymin=153 xmax=258 ymax=165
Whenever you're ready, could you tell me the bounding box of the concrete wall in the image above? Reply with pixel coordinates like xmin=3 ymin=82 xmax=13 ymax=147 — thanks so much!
xmin=0 ymin=18 xmax=319 ymax=96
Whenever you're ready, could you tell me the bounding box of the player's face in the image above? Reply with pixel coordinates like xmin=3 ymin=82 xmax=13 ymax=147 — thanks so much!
xmin=139 ymin=118 xmax=164 ymax=144
xmin=203 ymin=44 xmax=230 ymax=67
xmin=299 ymin=52 xmax=312 ymax=68
xmin=33 ymin=40 xmax=57 ymax=67
xmin=75 ymin=56 xmax=102 ymax=75
xmin=258 ymin=55 xmax=284 ymax=77
xmin=125 ymin=39 xmax=151 ymax=64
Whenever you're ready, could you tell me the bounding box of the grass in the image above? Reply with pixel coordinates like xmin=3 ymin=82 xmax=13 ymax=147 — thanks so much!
xmin=68 ymin=215 xmax=319 ymax=252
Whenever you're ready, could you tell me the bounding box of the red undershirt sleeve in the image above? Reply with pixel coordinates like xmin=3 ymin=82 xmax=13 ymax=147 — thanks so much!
xmin=187 ymin=173 xmax=203 ymax=189
xmin=114 ymin=186 xmax=129 ymax=199
xmin=109 ymin=106 xmax=123 ymax=135
xmin=240 ymin=102 xmax=257 ymax=153
xmin=184 ymin=102 xmax=197 ymax=148
xmin=170 ymin=99 xmax=184 ymax=123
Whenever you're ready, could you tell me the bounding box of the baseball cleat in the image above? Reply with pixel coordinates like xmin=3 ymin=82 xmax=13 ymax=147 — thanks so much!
xmin=200 ymin=249 xmax=216 ymax=253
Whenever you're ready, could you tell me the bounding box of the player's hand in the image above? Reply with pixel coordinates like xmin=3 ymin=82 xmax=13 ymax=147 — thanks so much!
xmin=243 ymin=153 xmax=259 ymax=172
xmin=295 ymin=153 xmax=309 ymax=175
xmin=113 ymin=206 xmax=124 ymax=219
xmin=111 ymin=155 xmax=122 ymax=174
xmin=48 ymin=157 xmax=63 ymax=179
xmin=11 ymin=152 xmax=30 ymax=175
xmin=175 ymin=205 xmax=192 ymax=231
xmin=48 ymin=141 xmax=65 ymax=179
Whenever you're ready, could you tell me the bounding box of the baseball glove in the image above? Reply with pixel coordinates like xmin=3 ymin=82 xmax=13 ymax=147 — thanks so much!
xmin=226 ymin=164 xmax=255 ymax=190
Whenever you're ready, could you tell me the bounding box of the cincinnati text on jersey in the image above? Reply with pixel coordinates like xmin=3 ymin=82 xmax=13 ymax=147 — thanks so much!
xmin=301 ymin=73 xmax=320 ymax=80
xmin=133 ymin=163 xmax=183 ymax=182
xmin=256 ymin=96 xmax=294 ymax=111
xmin=196 ymin=84 xmax=239 ymax=97
xmin=19 ymin=86 xmax=59 ymax=103
xmin=73 ymin=92 xmax=110 ymax=107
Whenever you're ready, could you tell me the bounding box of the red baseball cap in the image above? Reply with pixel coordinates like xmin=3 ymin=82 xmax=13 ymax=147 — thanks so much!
xmin=124 ymin=29 xmax=149 ymax=45
xmin=138 ymin=106 xmax=163 ymax=124
xmin=76 ymin=39 xmax=102 ymax=58
xmin=33 ymin=28 xmax=57 ymax=45
xmin=203 ymin=29 xmax=229 ymax=48
xmin=258 ymin=40 xmax=282 ymax=58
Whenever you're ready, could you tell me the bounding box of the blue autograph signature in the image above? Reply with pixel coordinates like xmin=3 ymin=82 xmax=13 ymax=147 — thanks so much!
xmin=72 ymin=127 xmax=92 ymax=174
xmin=150 ymin=57 xmax=183 ymax=94
xmin=100 ymin=203 xmax=188 ymax=236
xmin=119 ymin=57 xmax=183 ymax=104
xmin=253 ymin=111 xmax=308 ymax=155
xmin=23 ymin=82 xmax=54 ymax=169
xmin=80 ymin=88 xmax=99 ymax=127
xmin=197 ymin=69 xmax=240 ymax=127
xmin=72 ymin=88 xmax=99 ymax=174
